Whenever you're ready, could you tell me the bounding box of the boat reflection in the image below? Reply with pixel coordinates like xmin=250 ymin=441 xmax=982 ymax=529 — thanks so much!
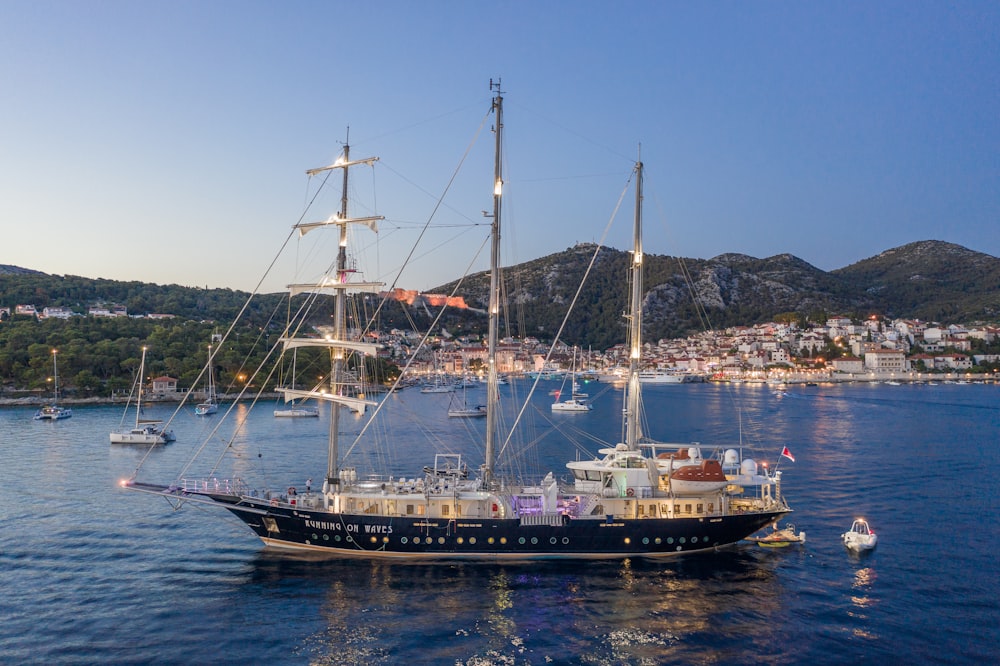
xmin=244 ymin=549 xmax=787 ymax=664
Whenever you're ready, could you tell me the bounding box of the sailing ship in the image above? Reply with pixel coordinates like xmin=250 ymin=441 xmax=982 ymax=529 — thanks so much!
xmin=110 ymin=347 xmax=175 ymax=444
xmin=194 ymin=345 xmax=219 ymax=416
xmin=34 ymin=349 xmax=72 ymax=421
xmin=124 ymin=82 xmax=791 ymax=558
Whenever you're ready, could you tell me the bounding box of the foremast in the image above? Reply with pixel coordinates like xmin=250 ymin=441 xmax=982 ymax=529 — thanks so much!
xmin=285 ymin=144 xmax=384 ymax=492
xmin=483 ymin=79 xmax=503 ymax=490
xmin=624 ymin=159 xmax=644 ymax=451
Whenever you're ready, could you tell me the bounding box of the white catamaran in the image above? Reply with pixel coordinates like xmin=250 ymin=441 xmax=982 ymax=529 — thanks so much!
xmin=110 ymin=346 xmax=175 ymax=445
xmin=124 ymin=81 xmax=791 ymax=558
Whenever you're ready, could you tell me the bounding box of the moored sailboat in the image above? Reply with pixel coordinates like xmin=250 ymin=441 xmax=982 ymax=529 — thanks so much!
xmin=123 ymin=82 xmax=791 ymax=558
xmin=34 ymin=349 xmax=72 ymax=421
xmin=194 ymin=345 xmax=219 ymax=416
xmin=110 ymin=346 xmax=175 ymax=445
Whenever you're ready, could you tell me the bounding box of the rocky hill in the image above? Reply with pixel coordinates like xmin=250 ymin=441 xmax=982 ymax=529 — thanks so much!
xmin=3 ymin=241 xmax=999 ymax=350
xmin=434 ymin=240 xmax=1000 ymax=348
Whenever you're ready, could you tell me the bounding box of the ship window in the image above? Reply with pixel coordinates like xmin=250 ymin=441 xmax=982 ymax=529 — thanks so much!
xmin=417 ymin=505 xmax=426 ymax=516
xmin=593 ymin=504 xmax=604 ymax=515
xmin=638 ymin=505 xmax=646 ymax=516
xmin=697 ymin=503 xmax=703 ymax=513
xmin=442 ymin=505 xmax=450 ymax=516
xmin=406 ymin=504 xmax=414 ymax=515
xmin=708 ymin=503 xmax=714 ymax=513
xmin=685 ymin=504 xmax=692 ymax=514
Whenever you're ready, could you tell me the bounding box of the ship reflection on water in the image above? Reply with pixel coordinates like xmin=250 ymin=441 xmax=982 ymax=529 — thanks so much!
xmin=246 ymin=549 xmax=786 ymax=664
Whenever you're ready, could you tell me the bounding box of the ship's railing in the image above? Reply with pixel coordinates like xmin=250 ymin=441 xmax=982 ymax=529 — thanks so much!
xmin=179 ymin=477 xmax=250 ymax=495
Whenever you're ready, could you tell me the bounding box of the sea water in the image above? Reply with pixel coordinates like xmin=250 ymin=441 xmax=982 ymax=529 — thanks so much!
xmin=1 ymin=381 xmax=997 ymax=664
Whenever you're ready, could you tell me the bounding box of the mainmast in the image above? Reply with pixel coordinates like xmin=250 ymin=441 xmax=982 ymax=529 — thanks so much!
xmin=483 ymin=79 xmax=503 ymax=488
xmin=624 ymin=159 xmax=644 ymax=450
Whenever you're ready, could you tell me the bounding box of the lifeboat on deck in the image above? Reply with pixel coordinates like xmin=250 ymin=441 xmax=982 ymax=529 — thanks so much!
xmin=667 ymin=459 xmax=729 ymax=495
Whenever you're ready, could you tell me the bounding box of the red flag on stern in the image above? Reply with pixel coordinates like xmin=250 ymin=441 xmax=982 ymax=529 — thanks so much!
xmin=781 ymin=446 xmax=795 ymax=462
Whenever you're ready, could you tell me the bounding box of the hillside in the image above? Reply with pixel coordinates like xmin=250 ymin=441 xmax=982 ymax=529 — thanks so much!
xmin=434 ymin=240 xmax=1000 ymax=348
xmin=4 ymin=240 xmax=1000 ymax=351
xmin=832 ymin=241 xmax=1000 ymax=321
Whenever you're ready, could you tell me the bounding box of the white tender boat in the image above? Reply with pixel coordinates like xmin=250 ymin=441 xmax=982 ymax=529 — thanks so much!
xmin=842 ymin=517 xmax=878 ymax=552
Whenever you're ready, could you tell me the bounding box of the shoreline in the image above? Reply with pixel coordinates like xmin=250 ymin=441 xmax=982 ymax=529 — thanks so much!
xmin=2 ymin=372 xmax=996 ymax=407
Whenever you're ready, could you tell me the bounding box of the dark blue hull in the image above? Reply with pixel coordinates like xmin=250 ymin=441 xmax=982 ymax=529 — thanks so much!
xmin=218 ymin=495 xmax=788 ymax=559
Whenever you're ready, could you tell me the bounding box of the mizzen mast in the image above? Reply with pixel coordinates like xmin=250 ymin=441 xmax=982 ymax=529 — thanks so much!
xmin=483 ymin=79 xmax=503 ymax=489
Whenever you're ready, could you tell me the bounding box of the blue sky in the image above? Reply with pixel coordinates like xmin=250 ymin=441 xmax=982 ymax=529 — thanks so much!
xmin=2 ymin=1 xmax=998 ymax=294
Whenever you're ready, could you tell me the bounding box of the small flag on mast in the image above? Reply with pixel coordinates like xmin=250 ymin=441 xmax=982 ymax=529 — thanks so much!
xmin=781 ymin=446 xmax=795 ymax=462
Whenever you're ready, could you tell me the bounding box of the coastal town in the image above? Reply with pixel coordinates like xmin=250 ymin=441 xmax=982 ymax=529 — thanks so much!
xmin=5 ymin=298 xmax=998 ymax=403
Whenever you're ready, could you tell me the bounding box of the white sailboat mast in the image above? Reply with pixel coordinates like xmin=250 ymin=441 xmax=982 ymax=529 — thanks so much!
xmin=624 ymin=159 xmax=644 ymax=451
xmin=484 ymin=80 xmax=503 ymax=488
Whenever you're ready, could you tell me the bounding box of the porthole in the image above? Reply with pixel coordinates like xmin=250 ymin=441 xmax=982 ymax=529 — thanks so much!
xmin=561 ymin=537 xmax=569 ymax=545
xmin=383 ymin=536 xmax=389 ymax=543
xmin=550 ymin=537 xmax=557 ymax=545
xmin=530 ymin=537 xmax=538 ymax=545
xmin=438 ymin=537 xmax=445 ymax=544
xmin=457 ymin=537 xmax=464 ymax=545
xmin=370 ymin=536 xmax=378 ymax=544
xmin=312 ymin=533 xmax=319 ymax=540
xmin=666 ymin=537 xmax=674 ymax=544
xmin=679 ymin=537 xmax=686 ymax=544
xmin=322 ymin=534 xmax=329 ymax=541
xmin=518 ymin=537 xmax=526 ymax=545
xmin=401 ymin=537 xmax=408 ymax=544
xmin=488 ymin=537 xmax=495 ymax=544
xmin=500 ymin=537 xmax=507 ymax=545
xmin=469 ymin=537 xmax=476 ymax=545
xmin=335 ymin=535 xmax=342 ymax=542
xmin=642 ymin=537 xmax=649 ymax=545
xmin=346 ymin=536 xmax=353 ymax=543
xmin=624 ymin=537 xmax=631 ymax=545
xmin=654 ymin=537 xmax=661 ymax=545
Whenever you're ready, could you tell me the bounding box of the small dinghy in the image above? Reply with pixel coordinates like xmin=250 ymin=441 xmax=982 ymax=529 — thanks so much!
xmin=842 ymin=517 xmax=878 ymax=552
xmin=747 ymin=522 xmax=805 ymax=548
